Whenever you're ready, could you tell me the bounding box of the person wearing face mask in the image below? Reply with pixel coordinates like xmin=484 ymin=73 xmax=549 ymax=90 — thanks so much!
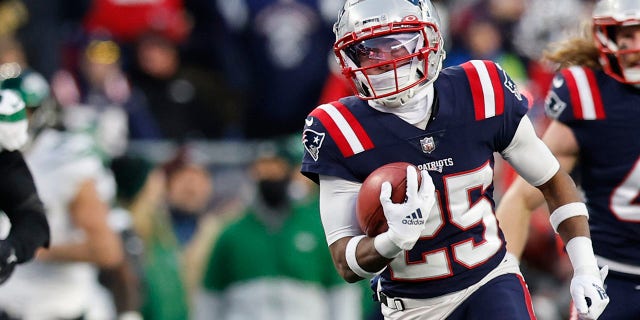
xmin=194 ymin=150 xmax=363 ymax=320
xmin=300 ymin=0 xmax=609 ymax=319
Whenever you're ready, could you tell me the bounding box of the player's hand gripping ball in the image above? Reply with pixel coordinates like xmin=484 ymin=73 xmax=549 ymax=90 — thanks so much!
xmin=356 ymin=162 xmax=421 ymax=237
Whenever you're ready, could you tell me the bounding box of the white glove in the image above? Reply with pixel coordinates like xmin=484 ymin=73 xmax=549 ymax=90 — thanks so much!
xmin=566 ymin=237 xmax=610 ymax=320
xmin=380 ymin=166 xmax=435 ymax=250
xmin=0 ymin=90 xmax=28 ymax=151
xmin=571 ymin=265 xmax=609 ymax=320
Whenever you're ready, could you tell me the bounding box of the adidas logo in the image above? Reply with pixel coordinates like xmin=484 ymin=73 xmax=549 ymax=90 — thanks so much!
xmin=402 ymin=208 xmax=424 ymax=225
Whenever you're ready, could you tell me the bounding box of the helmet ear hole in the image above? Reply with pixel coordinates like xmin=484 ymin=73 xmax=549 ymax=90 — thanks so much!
xmin=604 ymin=26 xmax=617 ymax=41
xmin=606 ymin=54 xmax=622 ymax=74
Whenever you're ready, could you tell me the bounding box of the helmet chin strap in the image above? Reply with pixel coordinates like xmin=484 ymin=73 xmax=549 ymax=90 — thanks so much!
xmin=368 ymin=83 xmax=433 ymax=128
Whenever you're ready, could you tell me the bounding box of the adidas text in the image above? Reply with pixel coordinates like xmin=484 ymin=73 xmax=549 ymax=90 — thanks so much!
xmin=402 ymin=219 xmax=424 ymax=225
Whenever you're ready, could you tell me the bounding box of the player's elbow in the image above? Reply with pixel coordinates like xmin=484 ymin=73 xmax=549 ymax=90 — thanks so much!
xmin=344 ymin=275 xmax=363 ymax=283
xmin=331 ymin=253 xmax=363 ymax=283
xmin=329 ymin=238 xmax=365 ymax=283
xmin=337 ymin=264 xmax=363 ymax=283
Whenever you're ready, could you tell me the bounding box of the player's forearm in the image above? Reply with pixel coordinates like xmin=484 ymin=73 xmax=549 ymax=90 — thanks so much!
xmin=495 ymin=198 xmax=531 ymax=259
xmin=38 ymin=232 xmax=124 ymax=268
xmin=330 ymin=236 xmax=391 ymax=282
xmin=496 ymin=177 xmax=545 ymax=258
xmin=538 ymin=171 xmax=591 ymax=242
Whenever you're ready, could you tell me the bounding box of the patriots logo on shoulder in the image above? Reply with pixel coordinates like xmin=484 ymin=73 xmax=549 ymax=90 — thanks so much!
xmin=544 ymin=91 xmax=566 ymax=119
xmin=302 ymin=129 xmax=325 ymax=161
xmin=496 ymin=63 xmax=522 ymax=101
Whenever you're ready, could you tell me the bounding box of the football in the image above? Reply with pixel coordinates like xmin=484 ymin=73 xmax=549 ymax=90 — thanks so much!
xmin=356 ymin=162 xmax=421 ymax=237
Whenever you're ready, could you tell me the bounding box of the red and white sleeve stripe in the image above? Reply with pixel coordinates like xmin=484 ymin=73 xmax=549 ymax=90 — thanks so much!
xmin=462 ymin=60 xmax=505 ymax=120
xmin=310 ymin=101 xmax=374 ymax=157
xmin=561 ymin=66 xmax=605 ymax=120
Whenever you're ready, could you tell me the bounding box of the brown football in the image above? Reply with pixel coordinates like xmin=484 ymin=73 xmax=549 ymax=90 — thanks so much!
xmin=356 ymin=162 xmax=421 ymax=237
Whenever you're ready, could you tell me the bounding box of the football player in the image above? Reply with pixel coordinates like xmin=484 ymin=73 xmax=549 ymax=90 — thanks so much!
xmin=497 ymin=0 xmax=640 ymax=319
xmin=0 ymin=65 xmax=125 ymax=319
xmin=300 ymin=0 xmax=609 ymax=319
xmin=0 ymin=86 xmax=50 ymax=285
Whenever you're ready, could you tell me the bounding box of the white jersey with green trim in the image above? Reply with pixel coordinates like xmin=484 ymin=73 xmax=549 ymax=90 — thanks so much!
xmin=0 ymin=128 xmax=116 ymax=319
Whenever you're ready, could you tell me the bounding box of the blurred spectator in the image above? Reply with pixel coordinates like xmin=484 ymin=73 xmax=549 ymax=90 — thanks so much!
xmin=51 ymin=33 xmax=162 ymax=144
xmin=178 ymin=0 xmax=223 ymax=71
xmin=11 ymin=0 xmax=91 ymax=79
xmin=128 ymin=31 xmax=238 ymax=140
xmin=0 ymin=76 xmax=124 ymax=318
xmin=513 ymin=0 xmax=589 ymax=63
xmin=145 ymin=145 xmax=216 ymax=306
xmin=213 ymin=0 xmax=343 ymax=139
xmin=194 ymin=150 xmax=362 ymax=320
xmin=111 ymin=155 xmax=190 ymax=320
xmin=162 ymin=147 xmax=214 ymax=247
xmin=449 ymin=0 xmax=527 ymax=56
xmin=83 ymin=0 xmax=191 ymax=45
xmin=0 ymin=36 xmax=28 ymax=67
xmin=445 ymin=9 xmax=528 ymax=85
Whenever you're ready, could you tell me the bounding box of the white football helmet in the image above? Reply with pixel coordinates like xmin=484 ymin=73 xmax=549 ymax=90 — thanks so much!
xmin=593 ymin=0 xmax=640 ymax=84
xmin=333 ymin=0 xmax=445 ymax=106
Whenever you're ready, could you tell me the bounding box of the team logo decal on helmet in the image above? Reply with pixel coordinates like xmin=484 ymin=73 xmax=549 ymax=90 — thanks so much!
xmin=403 ymin=15 xmax=419 ymax=22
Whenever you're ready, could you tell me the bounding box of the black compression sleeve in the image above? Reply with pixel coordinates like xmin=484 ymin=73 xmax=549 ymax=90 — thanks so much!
xmin=0 ymin=150 xmax=50 ymax=262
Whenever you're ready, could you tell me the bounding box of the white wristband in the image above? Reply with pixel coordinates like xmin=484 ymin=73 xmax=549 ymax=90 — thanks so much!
xmin=549 ymin=202 xmax=588 ymax=233
xmin=345 ymin=235 xmax=377 ymax=278
xmin=374 ymin=232 xmax=403 ymax=258
xmin=566 ymin=236 xmax=599 ymax=275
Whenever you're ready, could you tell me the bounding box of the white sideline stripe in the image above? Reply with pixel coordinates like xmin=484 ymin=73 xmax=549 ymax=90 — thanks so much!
xmin=471 ymin=60 xmax=496 ymax=118
xmin=318 ymin=104 xmax=364 ymax=154
xmin=568 ymin=66 xmax=596 ymax=120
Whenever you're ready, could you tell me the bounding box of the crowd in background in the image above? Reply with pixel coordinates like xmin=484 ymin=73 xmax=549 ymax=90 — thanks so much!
xmin=0 ymin=0 xmax=600 ymax=319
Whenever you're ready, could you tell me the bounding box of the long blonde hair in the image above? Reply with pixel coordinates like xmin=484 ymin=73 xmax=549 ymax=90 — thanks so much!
xmin=542 ymin=21 xmax=601 ymax=71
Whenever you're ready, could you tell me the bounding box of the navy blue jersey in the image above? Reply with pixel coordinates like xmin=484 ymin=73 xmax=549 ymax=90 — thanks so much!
xmin=301 ymin=60 xmax=529 ymax=298
xmin=545 ymin=66 xmax=640 ymax=269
